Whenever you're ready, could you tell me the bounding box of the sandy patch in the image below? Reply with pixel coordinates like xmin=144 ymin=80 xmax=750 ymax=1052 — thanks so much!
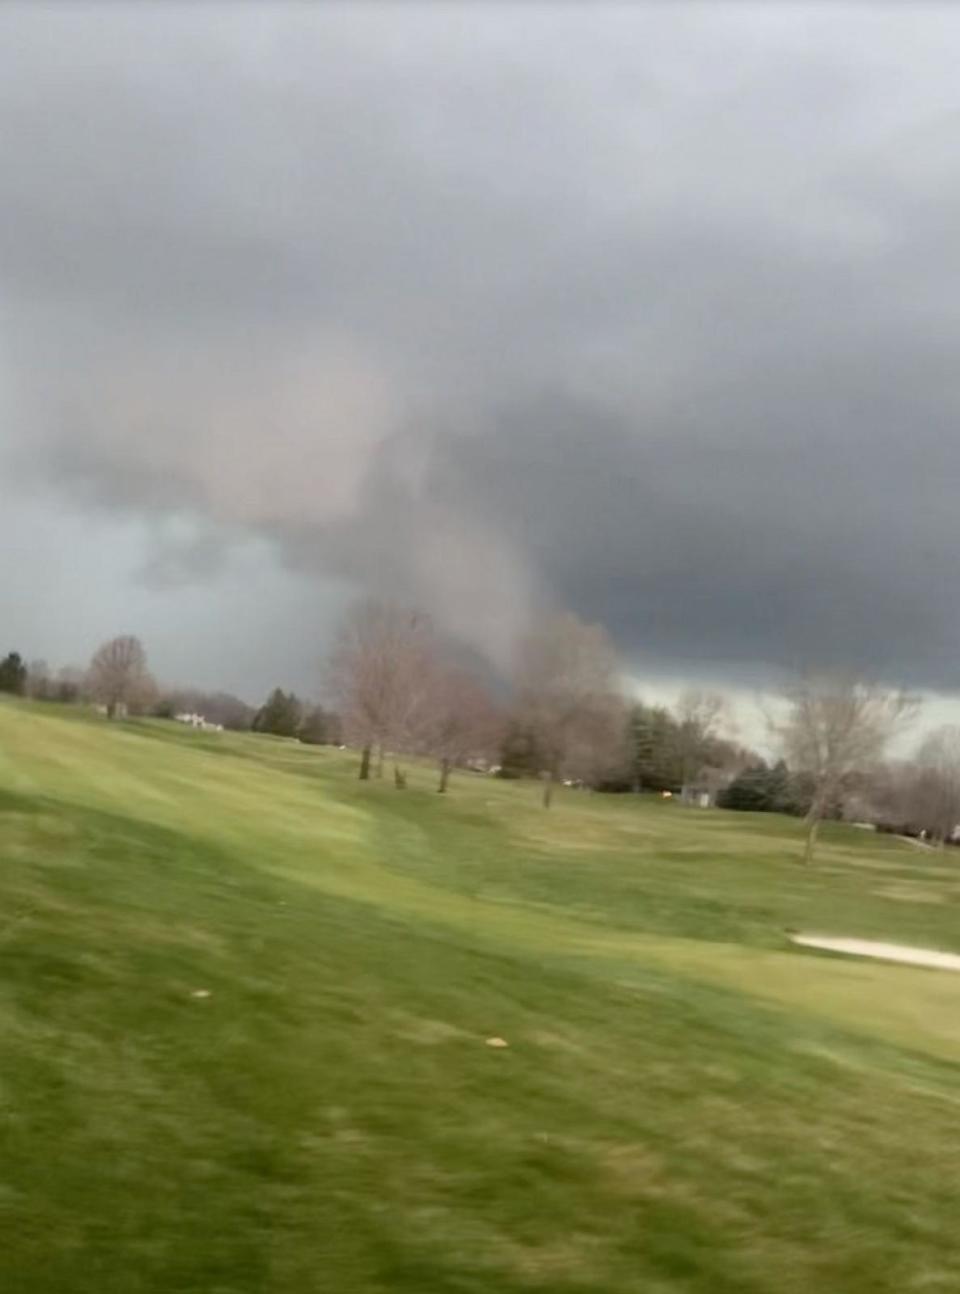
xmin=790 ymin=933 xmax=960 ymax=972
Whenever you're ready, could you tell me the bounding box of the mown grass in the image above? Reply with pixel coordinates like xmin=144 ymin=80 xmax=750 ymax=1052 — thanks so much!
xmin=1 ymin=697 xmax=960 ymax=1292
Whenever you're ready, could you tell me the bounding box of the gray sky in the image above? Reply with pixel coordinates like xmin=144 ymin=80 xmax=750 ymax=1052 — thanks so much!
xmin=4 ymin=3 xmax=960 ymax=703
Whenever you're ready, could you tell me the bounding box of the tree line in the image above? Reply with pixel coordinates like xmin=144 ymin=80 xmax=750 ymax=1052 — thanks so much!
xmin=500 ymin=691 xmax=755 ymax=794
xmin=7 ymin=601 xmax=956 ymax=863
xmin=0 ymin=643 xmax=341 ymax=745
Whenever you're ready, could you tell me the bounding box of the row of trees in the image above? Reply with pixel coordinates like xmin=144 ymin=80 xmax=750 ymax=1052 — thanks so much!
xmin=327 ymin=600 xmax=502 ymax=791
xmin=1 ymin=652 xmax=115 ymax=706
xmin=251 ymin=689 xmax=343 ymax=745
xmin=323 ymin=600 xmax=937 ymax=862
xmin=606 ymin=693 xmax=754 ymax=793
xmin=499 ymin=692 xmax=749 ymax=792
xmin=718 ymin=762 xmax=810 ymax=816
xmin=906 ymin=728 xmax=960 ymax=843
xmin=0 ymin=643 xmax=343 ymax=745
xmin=1 ymin=641 xmax=157 ymax=716
xmin=720 ymin=720 xmax=960 ymax=854
xmin=325 ymin=601 xmax=649 ymax=798
xmin=9 ymin=606 xmax=952 ymax=865
xmin=860 ymin=728 xmax=960 ymax=847
xmin=325 ymin=602 xmax=755 ymax=803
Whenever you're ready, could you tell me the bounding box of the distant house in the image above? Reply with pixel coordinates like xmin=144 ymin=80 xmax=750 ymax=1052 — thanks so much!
xmin=94 ymin=702 xmax=128 ymax=719
xmin=174 ymin=712 xmax=223 ymax=733
xmin=680 ymin=766 xmax=734 ymax=809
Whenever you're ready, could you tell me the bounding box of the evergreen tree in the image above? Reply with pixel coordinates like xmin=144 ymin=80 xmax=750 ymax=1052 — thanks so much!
xmin=626 ymin=703 xmax=684 ymax=791
xmin=718 ymin=760 xmax=808 ymax=815
xmin=253 ymin=688 xmax=303 ymax=738
xmin=717 ymin=763 xmax=774 ymax=811
xmin=0 ymin=652 xmax=27 ymax=696
xmin=298 ymin=705 xmax=341 ymax=745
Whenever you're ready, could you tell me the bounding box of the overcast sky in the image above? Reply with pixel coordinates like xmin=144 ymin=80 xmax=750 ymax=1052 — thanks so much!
xmin=4 ymin=3 xmax=960 ymax=709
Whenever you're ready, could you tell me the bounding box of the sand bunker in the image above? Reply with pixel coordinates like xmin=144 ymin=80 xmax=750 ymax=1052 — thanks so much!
xmin=790 ymin=934 xmax=960 ymax=972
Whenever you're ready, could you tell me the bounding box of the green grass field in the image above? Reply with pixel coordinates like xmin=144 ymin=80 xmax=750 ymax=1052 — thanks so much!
xmin=2 ymin=697 xmax=960 ymax=1292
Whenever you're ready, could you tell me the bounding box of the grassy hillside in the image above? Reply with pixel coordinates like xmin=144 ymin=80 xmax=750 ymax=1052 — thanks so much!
xmin=2 ymin=698 xmax=959 ymax=1293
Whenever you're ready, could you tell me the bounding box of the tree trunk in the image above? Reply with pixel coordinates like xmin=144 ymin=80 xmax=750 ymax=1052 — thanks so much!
xmin=393 ymin=764 xmax=407 ymax=789
xmin=437 ymin=757 xmax=451 ymax=793
xmin=358 ymin=744 xmax=372 ymax=780
xmin=542 ymin=769 xmax=556 ymax=809
xmin=376 ymin=744 xmax=385 ymax=779
xmin=106 ymin=700 xmax=117 ymax=720
xmin=802 ymin=811 xmax=820 ymax=865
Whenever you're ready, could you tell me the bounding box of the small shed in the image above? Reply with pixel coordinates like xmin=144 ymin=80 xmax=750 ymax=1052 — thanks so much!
xmin=679 ymin=767 xmax=733 ymax=809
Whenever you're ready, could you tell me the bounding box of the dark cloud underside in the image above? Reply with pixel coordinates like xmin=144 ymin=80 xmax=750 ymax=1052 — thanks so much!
xmin=3 ymin=3 xmax=960 ymax=688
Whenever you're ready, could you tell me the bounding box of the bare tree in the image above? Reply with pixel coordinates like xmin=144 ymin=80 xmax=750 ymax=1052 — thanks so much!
xmin=563 ymin=693 xmax=628 ymax=789
xmin=26 ymin=659 xmax=51 ymax=701
xmin=858 ymin=759 xmax=908 ymax=830
xmin=87 ymin=635 xmax=152 ymax=719
xmin=675 ymin=688 xmax=731 ymax=783
xmin=771 ymin=673 xmax=917 ymax=863
xmin=327 ymin=598 xmax=435 ymax=781
xmin=909 ymin=726 xmax=960 ymax=846
xmin=514 ymin=611 xmax=624 ymax=807
xmin=55 ymin=665 xmax=85 ymax=704
xmin=425 ymin=666 xmax=501 ymax=793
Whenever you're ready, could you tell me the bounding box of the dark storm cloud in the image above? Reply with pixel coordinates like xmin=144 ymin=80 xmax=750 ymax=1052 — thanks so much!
xmin=4 ymin=3 xmax=960 ymax=684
